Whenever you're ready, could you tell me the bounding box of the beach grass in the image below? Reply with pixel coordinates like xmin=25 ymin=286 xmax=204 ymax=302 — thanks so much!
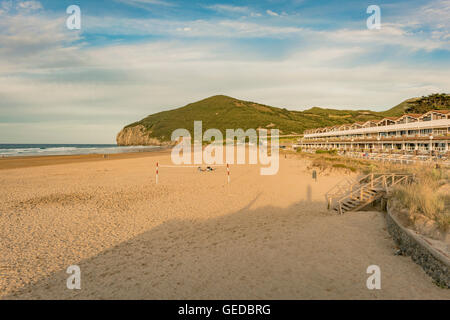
xmin=390 ymin=167 xmax=450 ymax=232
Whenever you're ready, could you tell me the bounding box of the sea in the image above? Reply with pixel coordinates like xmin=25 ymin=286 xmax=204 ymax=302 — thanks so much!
xmin=0 ymin=144 xmax=161 ymax=157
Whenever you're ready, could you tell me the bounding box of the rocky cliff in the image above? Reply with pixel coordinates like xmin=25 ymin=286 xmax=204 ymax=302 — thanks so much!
xmin=116 ymin=125 xmax=168 ymax=146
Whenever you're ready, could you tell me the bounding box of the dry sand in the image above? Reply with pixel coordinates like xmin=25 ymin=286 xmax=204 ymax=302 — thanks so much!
xmin=0 ymin=151 xmax=448 ymax=299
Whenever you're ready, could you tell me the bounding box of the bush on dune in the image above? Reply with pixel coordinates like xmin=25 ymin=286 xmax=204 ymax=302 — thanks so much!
xmin=315 ymin=149 xmax=337 ymax=155
xmin=390 ymin=167 xmax=449 ymax=233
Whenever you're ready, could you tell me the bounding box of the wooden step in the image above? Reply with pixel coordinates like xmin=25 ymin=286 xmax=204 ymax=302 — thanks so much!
xmin=341 ymin=204 xmax=354 ymax=211
xmin=341 ymin=202 xmax=360 ymax=210
xmin=343 ymin=198 xmax=360 ymax=204
xmin=328 ymin=174 xmax=411 ymax=214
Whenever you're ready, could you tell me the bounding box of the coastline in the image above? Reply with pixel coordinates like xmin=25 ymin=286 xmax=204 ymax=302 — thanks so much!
xmin=0 ymin=147 xmax=172 ymax=171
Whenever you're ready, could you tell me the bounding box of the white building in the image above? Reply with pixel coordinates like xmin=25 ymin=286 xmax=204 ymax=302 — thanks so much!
xmin=299 ymin=110 xmax=450 ymax=154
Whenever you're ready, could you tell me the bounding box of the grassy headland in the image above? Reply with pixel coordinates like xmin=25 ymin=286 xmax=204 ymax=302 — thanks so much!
xmin=118 ymin=93 xmax=449 ymax=144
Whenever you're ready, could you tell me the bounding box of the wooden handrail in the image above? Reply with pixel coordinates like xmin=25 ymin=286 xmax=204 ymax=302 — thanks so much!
xmin=334 ymin=173 xmax=412 ymax=214
xmin=325 ymin=173 xmax=374 ymax=208
xmin=327 ymin=172 xmax=414 ymax=213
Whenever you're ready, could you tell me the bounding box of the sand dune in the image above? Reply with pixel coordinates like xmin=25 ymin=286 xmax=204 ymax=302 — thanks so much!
xmin=0 ymin=152 xmax=448 ymax=299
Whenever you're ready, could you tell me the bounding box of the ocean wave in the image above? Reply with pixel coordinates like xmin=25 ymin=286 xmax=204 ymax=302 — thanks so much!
xmin=0 ymin=145 xmax=160 ymax=157
xmin=38 ymin=147 xmax=78 ymax=152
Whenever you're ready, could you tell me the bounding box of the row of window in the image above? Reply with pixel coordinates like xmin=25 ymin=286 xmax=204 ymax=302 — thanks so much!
xmin=303 ymin=128 xmax=449 ymax=141
xmin=304 ymin=111 xmax=450 ymax=135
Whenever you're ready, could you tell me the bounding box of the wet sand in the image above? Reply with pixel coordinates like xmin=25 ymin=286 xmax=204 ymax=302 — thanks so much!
xmin=0 ymin=148 xmax=171 ymax=171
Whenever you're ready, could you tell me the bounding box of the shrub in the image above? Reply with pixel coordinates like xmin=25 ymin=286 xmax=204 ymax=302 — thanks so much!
xmin=390 ymin=167 xmax=449 ymax=232
xmin=315 ymin=149 xmax=337 ymax=155
xmin=332 ymin=163 xmax=356 ymax=172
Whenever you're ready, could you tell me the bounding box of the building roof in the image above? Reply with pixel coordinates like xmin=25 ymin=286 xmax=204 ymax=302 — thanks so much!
xmin=398 ymin=113 xmax=421 ymax=119
xmin=431 ymin=109 xmax=450 ymax=114
xmin=362 ymin=120 xmax=378 ymax=124
xmin=303 ymin=109 xmax=449 ymax=134
xmin=420 ymin=110 xmax=450 ymax=118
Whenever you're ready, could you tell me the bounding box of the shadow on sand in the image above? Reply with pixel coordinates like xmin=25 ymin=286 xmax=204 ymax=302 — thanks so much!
xmin=6 ymin=195 xmax=444 ymax=299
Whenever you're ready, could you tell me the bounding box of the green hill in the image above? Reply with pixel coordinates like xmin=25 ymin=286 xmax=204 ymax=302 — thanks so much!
xmin=117 ymin=93 xmax=449 ymax=145
xmin=380 ymin=94 xmax=450 ymax=117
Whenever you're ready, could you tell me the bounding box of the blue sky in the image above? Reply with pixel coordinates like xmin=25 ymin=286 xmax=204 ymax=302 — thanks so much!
xmin=0 ymin=0 xmax=449 ymax=143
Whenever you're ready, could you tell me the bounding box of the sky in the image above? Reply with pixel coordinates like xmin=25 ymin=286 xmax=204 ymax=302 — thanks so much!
xmin=0 ymin=0 xmax=449 ymax=143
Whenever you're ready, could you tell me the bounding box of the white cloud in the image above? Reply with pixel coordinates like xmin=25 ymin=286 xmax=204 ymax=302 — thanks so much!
xmin=2 ymin=37 xmax=448 ymax=131
xmin=317 ymin=24 xmax=448 ymax=52
xmin=83 ymin=15 xmax=305 ymax=39
xmin=0 ymin=122 xmax=121 ymax=144
xmin=385 ymin=0 xmax=450 ymax=43
xmin=0 ymin=13 xmax=82 ymax=73
xmin=17 ymin=0 xmax=42 ymax=11
xmin=66 ymin=8 xmax=449 ymax=49
xmin=1 ymin=0 xmax=13 ymax=12
xmin=114 ymin=0 xmax=173 ymax=10
xmin=206 ymin=4 xmax=249 ymax=13
xmin=412 ymin=0 xmax=450 ymax=28
xmin=266 ymin=9 xmax=279 ymax=17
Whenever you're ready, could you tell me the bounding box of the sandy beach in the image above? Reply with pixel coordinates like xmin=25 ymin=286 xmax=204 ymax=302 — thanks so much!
xmin=0 ymin=151 xmax=448 ymax=299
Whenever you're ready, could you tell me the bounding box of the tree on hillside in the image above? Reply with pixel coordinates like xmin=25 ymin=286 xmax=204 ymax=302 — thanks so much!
xmin=405 ymin=93 xmax=450 ymax=113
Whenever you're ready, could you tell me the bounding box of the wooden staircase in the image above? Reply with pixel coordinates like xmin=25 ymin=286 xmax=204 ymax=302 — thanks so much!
xmin=325 ymin=173 xmax=413 ymax=214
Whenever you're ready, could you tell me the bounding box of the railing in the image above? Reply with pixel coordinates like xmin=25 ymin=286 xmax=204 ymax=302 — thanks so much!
xmin=325 ymin=173 xmax=372 ymax=209
xmin=304 ymin=119 xmax=450 ymax=139
xmin=334 ymin=173 xmax=413 ymax=214
xmin=325 ymin=177 xmax=355 ymax=209
xmin=316 ymin=149 xmax=450 ymax=165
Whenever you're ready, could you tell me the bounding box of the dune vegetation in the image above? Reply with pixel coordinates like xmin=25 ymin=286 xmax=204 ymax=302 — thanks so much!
xmin=390 ymin=167 xmax=449 ymax=235
xmin=289 ymin=150 xmax=449 ymax=238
